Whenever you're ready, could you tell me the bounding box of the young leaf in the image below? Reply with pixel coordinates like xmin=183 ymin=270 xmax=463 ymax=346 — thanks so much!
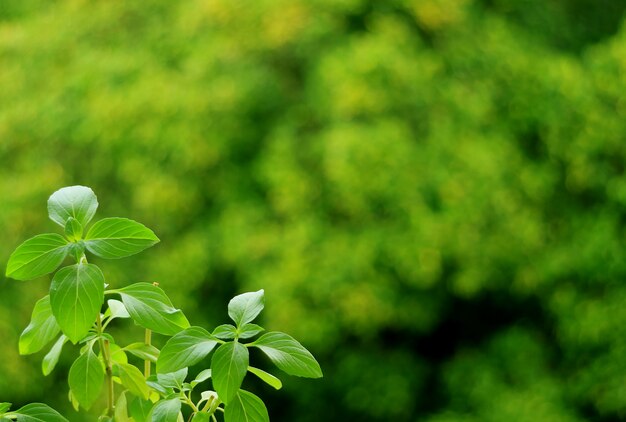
xmin=114 ymin=391 xmax=131 ymax=422
xmin=19 ymin=295 xmax=60 ymax=355
xmin=68 ymin=347 xmax=105 ymax=410
xmin=116 ymin=283 xmax=190 ymax=335
xmin=157 ymin=327 xmax=218 ymax=374
xmin=252 ymin=332 xmax=322 ymax=378
xmin=64 ymin=217 xmax=83 ymax=242
xmin=5 ymin=234 xmax=69 ymax=281
xmin=213 ymin=324 xmax=237 ymax=340
xmin=50 ymin=263 xmax=105 ymax=343
xmin=42 ymin=335 xmax=68 ymax=376
xmin=48 ymin=186 xmax=98 ymax=228
xmin=247 ymin=366 xmax=282 ymax=390
xmin=0 ymin=403 xmax=10 ymax=414
xmin=211 ymin=342 xmax=249 ymax=405
xmin=149 ymin=398 xmax=181 ymax=422
xmin=224 ymin=390 xmax=269 ymax=422
xmin=109 ymin=343 xmax=129 ymax=364
xmin=128 ymin=396 xmax=153 ymax=422
xmin=238 ymin=324 xmax=264 ymax=340
xmin=124 ymin=343 xmax=160 ymax=362
xmin=228 ymin=290 xmax=265 ymax=327
xmin=84 ymin=217 xmax=159 ymax=259
xmin=107 ymin=299 xmax=130 ymax=319
xmin=191 ymin=369 xmax=212 ymax=387
xmin=11 ymin=403 xmax=68 ymax=422
xmin=191 ymin=413 xmax=211 ymax=422
xmin=116 ymin=362 xmax=151 ymax=400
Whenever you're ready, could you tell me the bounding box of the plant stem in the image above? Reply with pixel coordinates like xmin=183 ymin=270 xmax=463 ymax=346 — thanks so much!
xmin=96 ymin=313 xmax=114 ymax=416
xmin=144 ymin=328 xmax=152 ymax=377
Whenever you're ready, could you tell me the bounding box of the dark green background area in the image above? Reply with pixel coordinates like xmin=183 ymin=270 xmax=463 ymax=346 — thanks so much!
xmin=1 ymin=0 xmax=626 ymax=420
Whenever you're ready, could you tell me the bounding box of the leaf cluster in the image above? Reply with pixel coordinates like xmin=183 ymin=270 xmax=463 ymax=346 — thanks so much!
xmin=4 ymin=187 xmax=322 ymax=421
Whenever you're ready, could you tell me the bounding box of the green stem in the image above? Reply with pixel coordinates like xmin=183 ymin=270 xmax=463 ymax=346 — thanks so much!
xmin=144 ymin=328 xmax=152 ymax=377
xmin=96 ymin=313 xmax=114 ymax=416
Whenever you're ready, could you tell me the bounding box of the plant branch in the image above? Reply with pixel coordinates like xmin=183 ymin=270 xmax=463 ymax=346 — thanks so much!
xmin=96 ymin=313 xmax=114 ymax=416
xmin=144 ymin=327 xmax=152 ymax=377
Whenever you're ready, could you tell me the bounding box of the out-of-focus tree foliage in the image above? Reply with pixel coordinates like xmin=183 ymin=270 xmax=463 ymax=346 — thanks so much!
xmin=1 ymin=0 xmax=626 ymax=420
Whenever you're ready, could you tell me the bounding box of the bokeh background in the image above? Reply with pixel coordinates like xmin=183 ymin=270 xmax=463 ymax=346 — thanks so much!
xmin=1 ymin=0 xmax=626 ymax=420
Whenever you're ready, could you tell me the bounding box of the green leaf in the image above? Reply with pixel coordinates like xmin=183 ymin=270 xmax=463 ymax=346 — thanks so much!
xmin=238 ymin=324 xmax=264 ymax=340
xmin=191 ymin=412 xmax=211 ymax=422
xmin=149 ymin=398 xmax=181 ymax=422
xmin=0 ymin=403 xmax=10 ymax=413
xmin=84 ymin=217 xmax=159 ymax=259
xmin=109 ymin=343 xmax=128 ymax=364
xmin=228 ymin=290 xmax=265 ymax=327
xmin=6 ymin=234 xmax=70 ymax=280
xmin=116 ymin=283 xmax=189 ymax=335
xmin=107 ymin=299 xmax=130 ymax=319
xmin=116 ymin=362 xmax=151 ymax=400
xmin=48 ymin=186 xmax=98 ymax=228
xmin=19 ymin=295 xmax=60 ymax=355
xmin=50 ymin=263 xmax=105 ymax=343
xmin=191 ymin=369 xmax=212 ymax=387
xmin=124 ymin=343 xmax=160 ymax=362
xmin=213 ymin=324 xmax=237 ymax=340
xmin=157 ymin=327 xmax=218 ymax=374
xmin=114 ymin=391 xmax=131 ymax=422
xmin=252 ymin=332 xmax=322 ymax=378
xmin=224 ymin=390 xmax=269 ymax=422
xmin=248 ymin=366 xmax=282 ymax=390
xmin=42 ymin=335 xmax=68 ymax=376
xmin=68 ymin=242 xmax=86 ymax=263
xmin=211 ymin=342 xmax=249 ymax=405
xmin=64 ymin=217 xmax=83 ymax=242
xmin=128 ymin=396 xmax=153 ymax=422
xmin=157 ymin=368 xmax=188 ymax=389
xmin=11 ymin=403 xmax=68 ymax=422
xmin=68 ymin=347 xmax=105 ymax=410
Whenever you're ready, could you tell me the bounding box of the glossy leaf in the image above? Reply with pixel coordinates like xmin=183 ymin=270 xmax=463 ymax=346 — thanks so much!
xmin=228 ymin=290 xmax=264 ymax=327
xmin=252 ymin=332 xmax=322 ymax=378
xmin=124 ymin=343 xmax=160 ymax=362
xmin=248 ymin=366 xmax=282 ymax=390
xmin=156 ymin=368 xmax=188 ymax=389
xmin=68 ymin=347 xmax=105 ymax=410
xmin=212 ymin=324 xmax=237 ymax=340
xmin=50 ymin=263 xmax=105 ymax=343
xmin=149 ymin=398 xmax=181 ymax=422
xmin=157 ymin=327 xmax=218 ymax=374
xmin=11 ymin=403 xmax=68 ymax=422
xmin=117 ymin=283 xmax=189 ymax=335
xmin=6 ymin=234 xmax=69 ymax=280
xmin=116 ymin=363 xmax=151 ymax=400
xmin=48 ymin=186 xmax=98 ymax=228
xmin=211 ymin=342 xmax=249 ymax=405
xmin=42 ymin=335 xmax=68 ymax=376
xmin=224 ymin=390 xmax=269 ymax=422
xmin=19 ymin=295 xmax=60 ymax=355
xmin=0 ymin=403 xmax=10 ymax=414
xmin=84 ymin=217 xmax=159 ymax=259
xmin=64 ymin=217 xmax=83 ymax=241
xmin=238 ymin=324 xmax=264 ymax=339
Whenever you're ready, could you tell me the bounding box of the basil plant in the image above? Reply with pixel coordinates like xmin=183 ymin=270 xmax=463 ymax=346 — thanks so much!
xmin=2 ymin=186 xmax=322 ymax=422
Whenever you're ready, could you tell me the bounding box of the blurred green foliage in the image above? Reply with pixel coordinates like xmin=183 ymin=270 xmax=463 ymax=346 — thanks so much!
xmin=1 ymin=0 xmax=626 ymax=420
